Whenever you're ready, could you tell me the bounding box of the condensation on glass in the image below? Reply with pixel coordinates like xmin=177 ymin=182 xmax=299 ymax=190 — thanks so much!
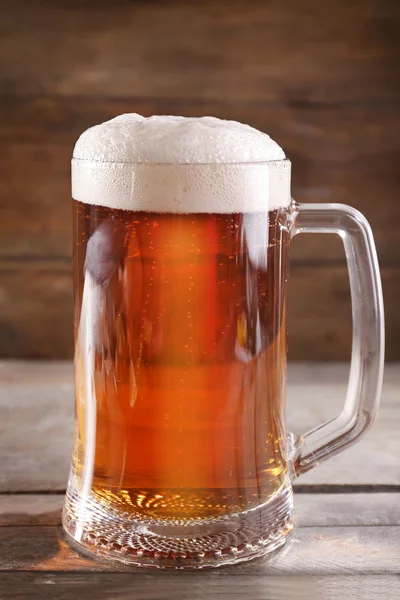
xmin=63 ymin=160 xmax=384 ymax=569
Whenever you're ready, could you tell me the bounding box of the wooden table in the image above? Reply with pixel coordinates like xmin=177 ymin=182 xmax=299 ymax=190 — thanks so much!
xmin=1 ymin=362 xmax=399 ymax=599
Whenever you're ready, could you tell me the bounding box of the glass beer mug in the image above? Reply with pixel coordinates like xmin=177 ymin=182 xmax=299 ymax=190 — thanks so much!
xmin=63 ymin=115 xmax=384 ymax=568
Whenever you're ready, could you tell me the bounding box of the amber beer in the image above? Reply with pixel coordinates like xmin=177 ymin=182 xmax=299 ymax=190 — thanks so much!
xmin=64 ymin=114 xmax=299 ymax=567
xmin=72 ymin=201 xmax=289 ymax=521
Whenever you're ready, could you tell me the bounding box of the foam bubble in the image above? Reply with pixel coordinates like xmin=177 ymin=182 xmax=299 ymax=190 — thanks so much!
xmin=72 ymin=114 xmax=291 ymax=213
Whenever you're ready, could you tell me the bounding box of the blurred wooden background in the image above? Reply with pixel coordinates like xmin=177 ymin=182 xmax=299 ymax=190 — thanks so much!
xmin=0 ymin=0 xmax=399 ymax=360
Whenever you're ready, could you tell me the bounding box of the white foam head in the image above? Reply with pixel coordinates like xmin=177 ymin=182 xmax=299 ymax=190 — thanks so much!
xmin=72 ymin=114 xmax=291 ymax=213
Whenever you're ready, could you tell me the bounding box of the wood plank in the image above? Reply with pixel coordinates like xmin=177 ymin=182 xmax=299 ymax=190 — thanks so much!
xmin=0 ymin=495 xmax=64 ymax=527
xmin=0 ymin=265 xmax=73 ymax=359
xmin=0 ymin=265 xmax=398 ymax=360
xmin=1 ymin=101 xmax=398 ymax=262
xmin=287 ymin=363 xmax=400 ymax=485
xmin=0 ymin=362 xmax=398 ymax=492
xmin=294 ymin=493 xmax=400 ymax=527
xmin=2 ymin=96 xmax=399 ymax=151
xmin=0 ymin=0 xmax=398 ymax=103
xmin=0 ymin=362 xmax=73 ymax=492
xmin=0 ymin=143 xmax=72 ymax=259
xmin=0 ymin=573 xmax=398 ymax=600
xmin=1 ymin=524 xmax=399 ymax=574
xmin=2 ymin=493 xmax=399 ymax=528
xmin=288 ymin=265 xmax=400 ymax=362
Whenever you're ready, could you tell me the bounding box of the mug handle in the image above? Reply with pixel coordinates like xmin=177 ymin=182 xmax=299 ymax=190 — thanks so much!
xmin=290 ymin=203 xmax=385 ymax=476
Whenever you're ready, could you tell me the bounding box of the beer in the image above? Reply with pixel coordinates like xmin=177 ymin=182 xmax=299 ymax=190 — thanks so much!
xmin=64 ymin=114 xmax=293 ymax=566
xmin=72 ymin=202 xmax=289 ymax=521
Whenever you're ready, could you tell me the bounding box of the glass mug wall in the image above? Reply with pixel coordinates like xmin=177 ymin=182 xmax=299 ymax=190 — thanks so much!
xmin=63 ymin=116 xmax=384 ymax=568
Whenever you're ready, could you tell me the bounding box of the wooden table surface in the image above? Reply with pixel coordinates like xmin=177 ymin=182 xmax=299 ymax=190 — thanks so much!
xmin=0 ymin=362 xmax=399 ymax=599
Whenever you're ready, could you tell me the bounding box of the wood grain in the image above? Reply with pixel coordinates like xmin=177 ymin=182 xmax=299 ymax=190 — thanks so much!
xmin=0 ymin=143 xmax=72 ymax=260
xmin=0 ymin=495 xmax=63 ymax=527
xmin=0 ymin=264 xmax=73 ymax=359
xmin=1 ymin=524 xmax=399 ymax=574
xmin=0 ymin=362 xmax=399 ymax=589
xmin=0 ymin=2 xmax=398 ymax=588
xmin=0 ymin=0 xmax=399 ymax=362
xmin=0 ymin=0 xmax=399 ymax=103
xmin=0 ymin=573 xmax=399 ymax=600
xmin=0 ymin=362 xmax=398 ymax=492
xmin=2 ymin=493 xmax=399 ymax=528
xmin=2 ymin=96 xmax=399 ymax=151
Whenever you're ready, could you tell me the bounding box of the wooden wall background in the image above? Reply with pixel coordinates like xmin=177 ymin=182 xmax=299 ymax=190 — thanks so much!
xmin=0 ymin=0 xmax=399 ymax=360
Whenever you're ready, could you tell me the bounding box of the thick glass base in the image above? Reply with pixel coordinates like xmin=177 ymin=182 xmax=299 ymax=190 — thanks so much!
xmin=62 ymin=483 xmax=293 ymax=569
